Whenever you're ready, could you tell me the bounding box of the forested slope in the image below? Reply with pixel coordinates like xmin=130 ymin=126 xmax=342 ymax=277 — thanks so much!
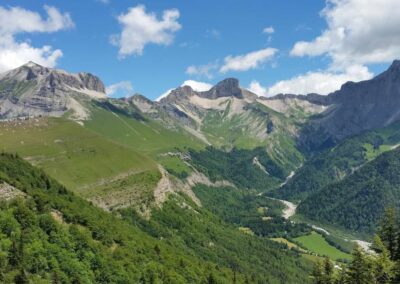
xmin=0 ymin=153 xmax=312 ymax=283
xmin=272 ymin=122 xmax=400 ymax=201
xmin=298 ymin=147 xmax=400 ymax=233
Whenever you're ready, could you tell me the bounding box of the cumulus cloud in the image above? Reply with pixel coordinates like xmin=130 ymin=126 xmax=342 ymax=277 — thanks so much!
xmin=268 ymin=65 xmax=373 ymax=96
xmin=0 ymin=5 xmax=73 ymax=72
xmin=111 ymin=5 xmax=181 ymax=57
xmin=156 ymin=80 xmax=213 ymax=101
xmin=181 ymin=80 xmax=212 ymax=92
xmin=220 ymin=48 xmax=277 ymax=73
xmin=263 ymin=26 xmax=274 ymax=34
xmin=186 ymin=62 xmax=218 ymax=79
xmin=106 ymin=81 xmax=133 ymax=97
xmin=290 ymin=0 xmax=400 ymax=69
xmin=248 ymin=80 xmax=268 ymax=97
xmin=0 ymin=5 xmax=74 ymax=34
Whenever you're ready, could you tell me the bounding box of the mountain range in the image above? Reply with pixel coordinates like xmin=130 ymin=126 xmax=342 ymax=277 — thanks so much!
xmin=2 ymin=60 xmax=400 ymax=282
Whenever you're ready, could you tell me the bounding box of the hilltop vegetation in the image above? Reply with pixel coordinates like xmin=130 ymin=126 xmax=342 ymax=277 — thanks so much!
xmin=0 ymin=118 xmax=156 ymax=192
xmin=84 ymin=101 xmax=204 ymax=156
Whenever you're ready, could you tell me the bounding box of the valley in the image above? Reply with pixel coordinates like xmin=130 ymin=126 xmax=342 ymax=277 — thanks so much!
xmin=2 ymin=60 xmax=400 ymax=282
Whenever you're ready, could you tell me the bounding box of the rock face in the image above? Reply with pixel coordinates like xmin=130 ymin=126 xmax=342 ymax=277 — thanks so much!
xmin=300 ymin=60 xmax=400 ymax=151
xmin=199 ymin=78 xmax=245 ymax=99
xmin=0 ymin=62 xmax=106 ymax=119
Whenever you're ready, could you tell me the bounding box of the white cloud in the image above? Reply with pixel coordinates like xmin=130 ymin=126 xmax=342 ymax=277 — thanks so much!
xmin=248 ymin=80 xmax=268 ymax=97
xmin=0 ymin=5 xmax=74 ymax=34
xmin=290 ymin=0 xmax=400 ymax=69
xmin=157 ymin=80 xmax=213 ymax=101
xmin=181 ymin=80 xmax=212 ymax=92
xmin=0 ymin=5 xmax=73 ymax=73
xmin=111 ymin=5 xmax=181 ymax=57
xmin=267 ymin=65 xmax=373 ymax=96
xmin=263 ymin=26 xmax=274 ymax=34
xmin=220 ymin=48 xmax=278 ymax=73
xmin=106 ymin=81 xmax=133 ymax=97
xmin=186 ymin=62 xmax=218 ymax=79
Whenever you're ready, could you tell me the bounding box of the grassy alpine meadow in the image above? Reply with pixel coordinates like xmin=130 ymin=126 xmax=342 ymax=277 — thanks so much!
xmin=0 ymin=117 xmax=157 ymax=192
xmin=293 ymin=232 xmax=351 ymax=261
xmin=83 ymin=103 xmax=204 ymax=156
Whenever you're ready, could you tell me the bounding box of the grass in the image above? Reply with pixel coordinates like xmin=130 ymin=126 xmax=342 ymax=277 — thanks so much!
xmin=294 ymin=232 xmax=351 ymax=261
xmin=158 ymin=155 xmax=192 ymax=177
xmin=271 ymin=237 xmax=306 ymax=252
xmin=0 ymin=117 xmax=157 ymax=192
xmin=83 ymin=104 xmax=204 ymax=156
xmin=364 ymin=143 xmax=396 ymax=161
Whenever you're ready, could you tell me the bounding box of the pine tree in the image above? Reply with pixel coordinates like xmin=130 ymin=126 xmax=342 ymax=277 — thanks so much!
xmin=378 ymin=208 xmax=398 ymax=259
xmin=312 ymin=258 xmax=334 ymax=284
xmin=312 ymin=261 xmax=324 ymax=284
xmin=346 ymin=244 xmax=374 ymax=284
xmin=322 ymin=257 xmax=334 ymax=284
xmin=334 ymin=264 xmax=347 ymax=284
xmin=372 ymin=235 xmax=394 ymax=283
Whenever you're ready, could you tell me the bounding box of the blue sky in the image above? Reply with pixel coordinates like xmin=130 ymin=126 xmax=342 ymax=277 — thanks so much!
xmin=0 ymin=0 xmax=399 ymax=99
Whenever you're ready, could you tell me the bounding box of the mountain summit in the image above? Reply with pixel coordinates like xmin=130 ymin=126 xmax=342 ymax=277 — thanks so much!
xmin=299 ymin=59 xmax=400 ymax=150
xmin=0 ymin=62 xmax=106 ymax=119
xmin=160 ymin=78 xmax=258 ymax=103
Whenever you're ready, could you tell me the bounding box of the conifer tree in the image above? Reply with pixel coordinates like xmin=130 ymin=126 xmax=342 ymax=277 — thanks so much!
xmin=346 ymin=244 xmax=374 ymax=284
xmin=372 ymin=235 xmax=394 ymax=283
xmin=311 ymin=261 xmax=324 ymax=284
xmin=312 ymin=258 xmax=335 ymax=284
xmin=378 ymin=208 xmax=398 ymax=259
xmin=322 ymin=257 xmax=334 ymax=284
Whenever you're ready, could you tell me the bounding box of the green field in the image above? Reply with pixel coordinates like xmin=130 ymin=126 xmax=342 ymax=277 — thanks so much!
xmin=363 ymin=143 xmax=395 ymax=160
xmin=0 ymin=117 xmax=156 ymax=192
xmin=294 ymin=232 xmax=351 ymax=261
xmin=83 ymin=104 xmax=204 ymax=156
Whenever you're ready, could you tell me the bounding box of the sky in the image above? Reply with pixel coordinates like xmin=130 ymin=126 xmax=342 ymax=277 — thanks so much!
xmin=0 ymin=0 xmax=400 ymax=100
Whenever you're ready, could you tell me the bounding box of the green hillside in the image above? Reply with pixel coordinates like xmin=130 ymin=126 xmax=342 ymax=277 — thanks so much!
xmin=0 ymin=153 xmax=313 ymax=283
xmin=272 ymin=122 xmax=400 ymax=201
xmin=83 ymin=101 xmax=204 ymax=156
xmin=0 ymin=118 xmax=157 ymax=193
xmin=298 ymin=147 xmax=400 ymax=233
xmin=188 ymin=146 xmax=287 ymax=191
xmin=199 ymin=102 xmax=304 ymax=171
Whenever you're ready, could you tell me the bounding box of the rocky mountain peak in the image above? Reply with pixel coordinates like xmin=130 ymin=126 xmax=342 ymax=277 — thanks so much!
xmin=215 ymin=78 xmax=239 ymax=89
xmin=202 ymin=78 xmax=242 ymax=99
xmin=367 ymin=59 xmax=400 ymax=84
xmin=388 ymin=59 xmax=400 ymax=71
xmin=159 ymin=85 xmax=197 ymax=104
xmin=0 ymin=62 xmax=106 ymax=119
xmin=300 ymin=59 xmax=400 ymax=151
xmin=77 ymin=72 xmax=105 ymax=93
